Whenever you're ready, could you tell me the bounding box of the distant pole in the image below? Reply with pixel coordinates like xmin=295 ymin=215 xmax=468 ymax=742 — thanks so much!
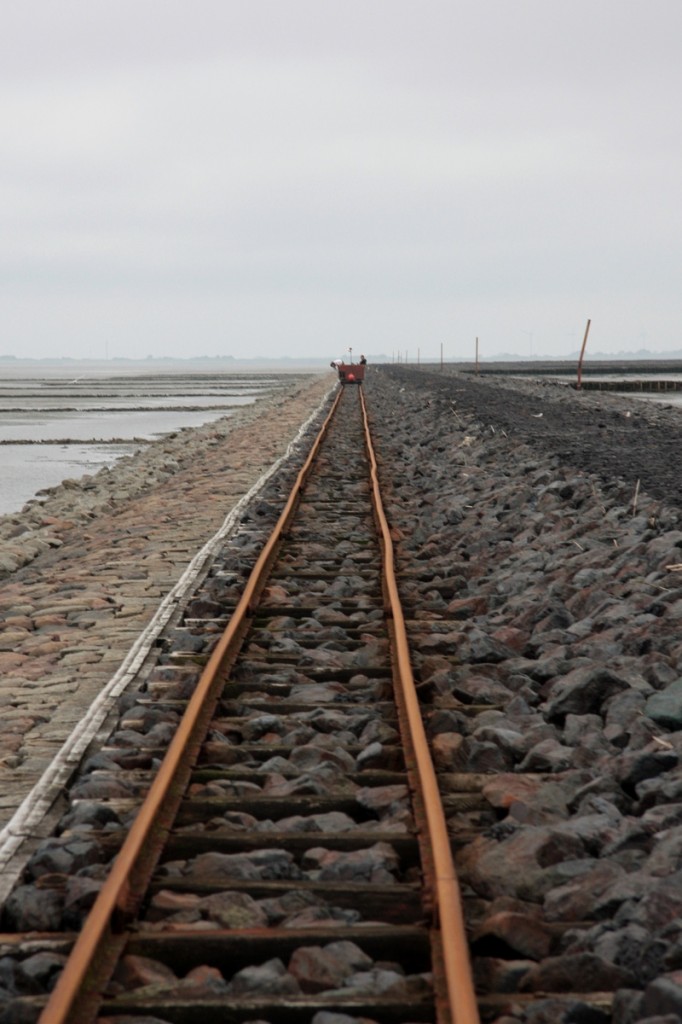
xmin=440 ymin=342 xmax=443 ymax=371
xmin=576 ymin=319 xmax=592 ymax=389
xmin=405 ymin=350 xmax=408 ymax=364
xmin=475 ymin=336 xmax=479 ymax=375
xmin=417 ymin=347 xmax=420 ymax=367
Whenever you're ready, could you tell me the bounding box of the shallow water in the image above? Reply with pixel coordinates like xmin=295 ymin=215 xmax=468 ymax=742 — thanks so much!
xmin=0 ymin=367 xmax=288 ymax=517
xmin=0 ymin=407 xmax=238 ymax=444
xmin=1 ymin=443 xmax=139 ymax=516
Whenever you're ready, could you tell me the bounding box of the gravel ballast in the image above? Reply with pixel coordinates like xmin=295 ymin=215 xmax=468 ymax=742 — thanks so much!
xmin=370 ymin=365 xmax=682 ymax=1021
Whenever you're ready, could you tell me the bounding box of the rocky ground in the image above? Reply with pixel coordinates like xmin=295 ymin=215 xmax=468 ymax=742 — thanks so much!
xmin=394 ymin=364 xmax=682 ymax=508
xmin=370 ymin=365 xmax=682 ymax=1022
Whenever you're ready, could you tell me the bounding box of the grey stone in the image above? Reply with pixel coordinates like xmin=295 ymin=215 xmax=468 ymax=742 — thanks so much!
xmin=198 ymin=891 xmax=269 ymax=929
xmin=355 ymin=784 xmax=409 ymax=818
xmin=642 ymin=971 xmax=682 ymax=1018
xmin=183 ymin=849 xmax=301 ymax=882
xmin=58 ymin=802 xmax=121 ymax=834
xmin=226 ymin=957 xmax=301 ymax=996
xmin=544 ymin=859 xmax=625 ymax=921
xmin=302 ymin=842 xmax=400 ymax=883
xmin=15 ymin=953 xmax=68 ymax=995
xmin=329 ymin=968 xmax=408 ymax=996
xmin=592 ymin=923 xmax=667 ymax=985
xmin=288 ymin=941 xmax=372 ymax=993
xmin=356 ymin=741 xmax=384 ymax=770
xmin=616 ymin=747 xmax=678 ymax=792
xmin=519 ymin=952 xmax=635 ymax=992
xmin=267 ymin=811 xmax=352 ymax=834
xmin=26 ymin=837 xmax=104 ymax=879
xmin=646 ymin=679 xmax=682 ymax=729
xmin=4 ymin=886 xmax=64 ymax=935
xmin=544 ymin=667 xmax=630 ymax=721
xmin=288 ymin=745 xmax=357 ymax=771
xmin=628 ymin=875 xmax=682 ymax=930
xmin=518 ymin=738 xmax=575 ymax=773
xmin=62 ymin=876 xmax=102 ymax=927
xmin=456 ymin=827 xmax=588 ymax=902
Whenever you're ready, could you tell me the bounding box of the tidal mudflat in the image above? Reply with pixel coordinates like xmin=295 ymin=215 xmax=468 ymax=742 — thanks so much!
xmin=0 ymin=365 xmax=291 ymax=515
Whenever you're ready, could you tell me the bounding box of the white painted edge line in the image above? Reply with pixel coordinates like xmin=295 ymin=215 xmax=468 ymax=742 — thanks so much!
xmin=0 ymin=385 xmax=335 ymax=899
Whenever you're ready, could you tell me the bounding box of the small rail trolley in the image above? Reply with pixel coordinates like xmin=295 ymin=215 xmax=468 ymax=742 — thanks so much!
xmin=331 ymin=350 xmax=366 ymax=384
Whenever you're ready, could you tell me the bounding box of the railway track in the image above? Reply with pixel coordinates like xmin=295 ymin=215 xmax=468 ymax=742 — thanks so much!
xmin=5 ymin=370 xmax=662 ymax=1023
xmin=0 ymin=384 xmax=477 ymax=1024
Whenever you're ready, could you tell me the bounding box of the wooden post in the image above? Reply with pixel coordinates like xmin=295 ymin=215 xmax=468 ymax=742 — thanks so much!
xmin=576 ymin=319 xmax=591 ymax=389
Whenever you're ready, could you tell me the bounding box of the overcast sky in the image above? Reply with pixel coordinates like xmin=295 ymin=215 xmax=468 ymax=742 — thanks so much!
xmin=2 ymin=2 xmax=682 ymax=362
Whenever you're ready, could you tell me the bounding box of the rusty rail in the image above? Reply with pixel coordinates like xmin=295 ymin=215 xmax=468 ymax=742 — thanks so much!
xmin=360 ymin=386 xmax=479 ymax=1024
xmin=38 ymin=382 xmax=479 ymax=1024
xmin=38 ymin=388 xmax=343 ymax=1024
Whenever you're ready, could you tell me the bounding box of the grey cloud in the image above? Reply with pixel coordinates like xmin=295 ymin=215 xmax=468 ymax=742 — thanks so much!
xmin=1 ymin=1 xmax=682 ymax=359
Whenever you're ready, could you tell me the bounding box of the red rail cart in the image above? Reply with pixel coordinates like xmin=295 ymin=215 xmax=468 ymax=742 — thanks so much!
xmin=335 ymin=361 xmax=365 ymax=385
xmin=331 ymin=349 xmax=367 ymax=384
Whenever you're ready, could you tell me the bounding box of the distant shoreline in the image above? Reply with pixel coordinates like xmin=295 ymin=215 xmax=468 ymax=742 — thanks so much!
xmin=1 ymin=356 xmax=682 ymax=390
xmin=2 ymin=353 xmax=682 ymax=372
